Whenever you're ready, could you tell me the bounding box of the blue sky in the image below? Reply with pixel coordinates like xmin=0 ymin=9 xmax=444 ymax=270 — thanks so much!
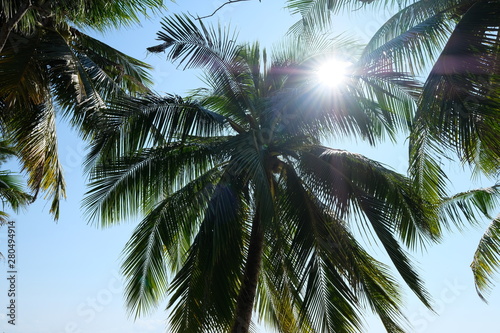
xmin=0 ymin=1 xmax=499 ymax=332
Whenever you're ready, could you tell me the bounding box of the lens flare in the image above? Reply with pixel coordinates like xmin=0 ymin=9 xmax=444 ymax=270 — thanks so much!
xmin=316 ymin=59 xmax=351 ymax=87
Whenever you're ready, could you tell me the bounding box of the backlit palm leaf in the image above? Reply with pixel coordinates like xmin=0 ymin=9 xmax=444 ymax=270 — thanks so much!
xmin=439 ymin=185 xmax=500 ymax=299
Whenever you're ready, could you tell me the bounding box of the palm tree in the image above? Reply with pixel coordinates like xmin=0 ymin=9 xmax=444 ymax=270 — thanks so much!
xmin=0 ymin=0 xmax=167 ymax=218
xmin=287 ymin=0 xmax=500 ymax=299
xmin=84 ymin=14 xmax=439 ymax=333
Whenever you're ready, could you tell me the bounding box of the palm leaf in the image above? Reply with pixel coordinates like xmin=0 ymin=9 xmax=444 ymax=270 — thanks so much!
xmin=148 ymin=14 xmax=251 ymax=122
xmin=298 ymin=147 xmax=435 ymax=308
xmin=361 ymin=0 xmax=460 ymax=74
xmin=168 ymin=176 xmax=249 ymax=333
xmin=70 ymin=28 xmax=153 ymax=94
xmin=280 ymin=163 xmax=362 ymax=333
xmin=440 ymin=184 xmax=500 ymax=229
xmin=121 ymin=168 xmax=222 ymax=318
xmin=85 ymin=93 xmax=227 ymax=170
xmin=415 ymin=0 xmax=500 ymax=170
xmin=471 ymin=216 xmax=500 ymax=301
xmin=84 ymin=138 xmax=228 ymax=224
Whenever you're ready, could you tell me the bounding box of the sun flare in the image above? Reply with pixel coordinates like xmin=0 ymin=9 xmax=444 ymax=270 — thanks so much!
xmin=316 ymin=59 xmax=352 ymax=87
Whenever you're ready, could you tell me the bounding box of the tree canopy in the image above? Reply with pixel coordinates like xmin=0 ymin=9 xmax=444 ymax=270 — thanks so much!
xmin=84 ymin=14 xmax=441 ymax=333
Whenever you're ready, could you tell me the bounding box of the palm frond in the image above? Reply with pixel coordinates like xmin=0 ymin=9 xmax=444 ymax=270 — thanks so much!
xmin=298 ymin=147 xmax=435 ymax=308
xmin=85 ymin=93 xmax=227 ymax=169
xmin=279 ymin=163 xmax=363 ymax=333
xmin=66 ymin=0 xmax=166 ymax=30
xmin=471 ymin=216 xmax=500 ymax=301
xmin=285 ymin=0 xmax=391 ymax=35
xmin=70 ymin=28 xmax=153 ymax=94
xmin=440 ymin=184 xmax=500 ymax=230
xmin=257 ymin=226 xmax=307 ymax=333
xmin=280 ymin=161 xmax=412 ymax=332
xmin=148 ymin=14 xmax=252 ymax=121
xmin=148 ymin=13 xmax=241 ymax=75
xmin=121 ymin=168 xmax=222 ymax=318
xmin=408 ymin=120 xmax=449 ymax=218
xmin=168 ymin=176 xmax=249 ymax=333
xmin=415 ymin=0 xmax=500 ymax=170
xmin=84 ymin=137 xmax=228 ymax=224
xmin=361 ymin=0 xmax=460 ymax=74
xmin=0 ymin=171 xmax=32 ymax=211
xmin=301 ymin=147 xmax=440 ymax=246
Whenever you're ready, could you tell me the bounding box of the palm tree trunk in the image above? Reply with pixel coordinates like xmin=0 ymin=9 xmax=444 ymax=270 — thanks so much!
xmin=0 ymin=2 xmax=32 ymax=54
xmin=231 ymin=212 xmax=264 ymax=333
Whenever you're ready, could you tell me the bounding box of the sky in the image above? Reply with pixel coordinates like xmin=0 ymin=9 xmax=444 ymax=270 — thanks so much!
xmin=0 ymin=1 xmax=499 ymax=333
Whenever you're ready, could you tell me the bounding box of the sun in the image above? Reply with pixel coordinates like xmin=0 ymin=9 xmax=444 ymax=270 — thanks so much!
xmin=316 ymin=59 xmax=352 ymax=87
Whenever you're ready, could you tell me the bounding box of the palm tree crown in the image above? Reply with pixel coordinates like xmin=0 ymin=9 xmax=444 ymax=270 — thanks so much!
xmin=85 ymin=14 xmax=440 ymax=333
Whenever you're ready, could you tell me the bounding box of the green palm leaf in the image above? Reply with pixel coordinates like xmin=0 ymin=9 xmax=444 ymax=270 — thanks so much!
xmin=471 ymin=216 xmax=500 ymax=301
xmin=438 ymin=185 xmax=500 ymax=300
xmin=415 ymin=0 xmax=500 ymax=170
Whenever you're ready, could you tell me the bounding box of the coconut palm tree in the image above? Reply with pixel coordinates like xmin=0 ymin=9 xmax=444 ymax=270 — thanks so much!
xmin=84 ymin=14 xmax=440 ymax=333
xmin=0 ymin=0 xmax=166 ymax=218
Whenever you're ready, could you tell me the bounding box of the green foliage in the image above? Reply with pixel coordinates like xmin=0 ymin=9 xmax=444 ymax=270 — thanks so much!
xmin=0 ymin=140 xmax=32 ymax=221
xmin=294 ymin=0 xmax=500 ymax=299
xmin=440 ymin=185 xmax=500 ymax=299
xmin=0 ymin=0 xmax=165 ymax=218
xmin=85 ymin=15 xmax=439 ymax=332
xmin=1 ymin=0 xmax=166 ymax=34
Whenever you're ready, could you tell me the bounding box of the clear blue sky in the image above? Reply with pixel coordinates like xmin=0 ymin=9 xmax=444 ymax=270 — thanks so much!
xmin=0 ymin=1 xmax=499 ymax=332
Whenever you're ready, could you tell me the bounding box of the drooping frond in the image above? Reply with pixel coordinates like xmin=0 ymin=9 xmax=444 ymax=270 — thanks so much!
xmin=167 ymin=176 xmax=249 ymax=333
xmin=120 ymin=168 xmax=223 ymax=318
xmin=415 ymin=0 xmax=500 ymax=172
xmin=281 ymin=163 xmax=363 ymax=333
xmin=0 ymin=171 xmax=32 ymax=220
xmin=0 ymin=10 xmax=157 ymax=217
xmin=279 ymin=161 xmax=413 ymax=332
xmin=301 ymin=147 xmax=440 ymax=246
xmin=84 ymin=137 xmax=228 ymax=224
xmin=70 ymin=28 xmax=153 ymax=95
xmin=471 ymin=216 xmax=500 ymax=301
xmin=440 ymin=184 xmax=500 ymax=230
xmin=408 ymin=121 xmax=449 ymax=217
xmin=297 ymin=147 xmax=436 ymax=308
xmin=361 ymin=0 xmax=460 ymax=74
